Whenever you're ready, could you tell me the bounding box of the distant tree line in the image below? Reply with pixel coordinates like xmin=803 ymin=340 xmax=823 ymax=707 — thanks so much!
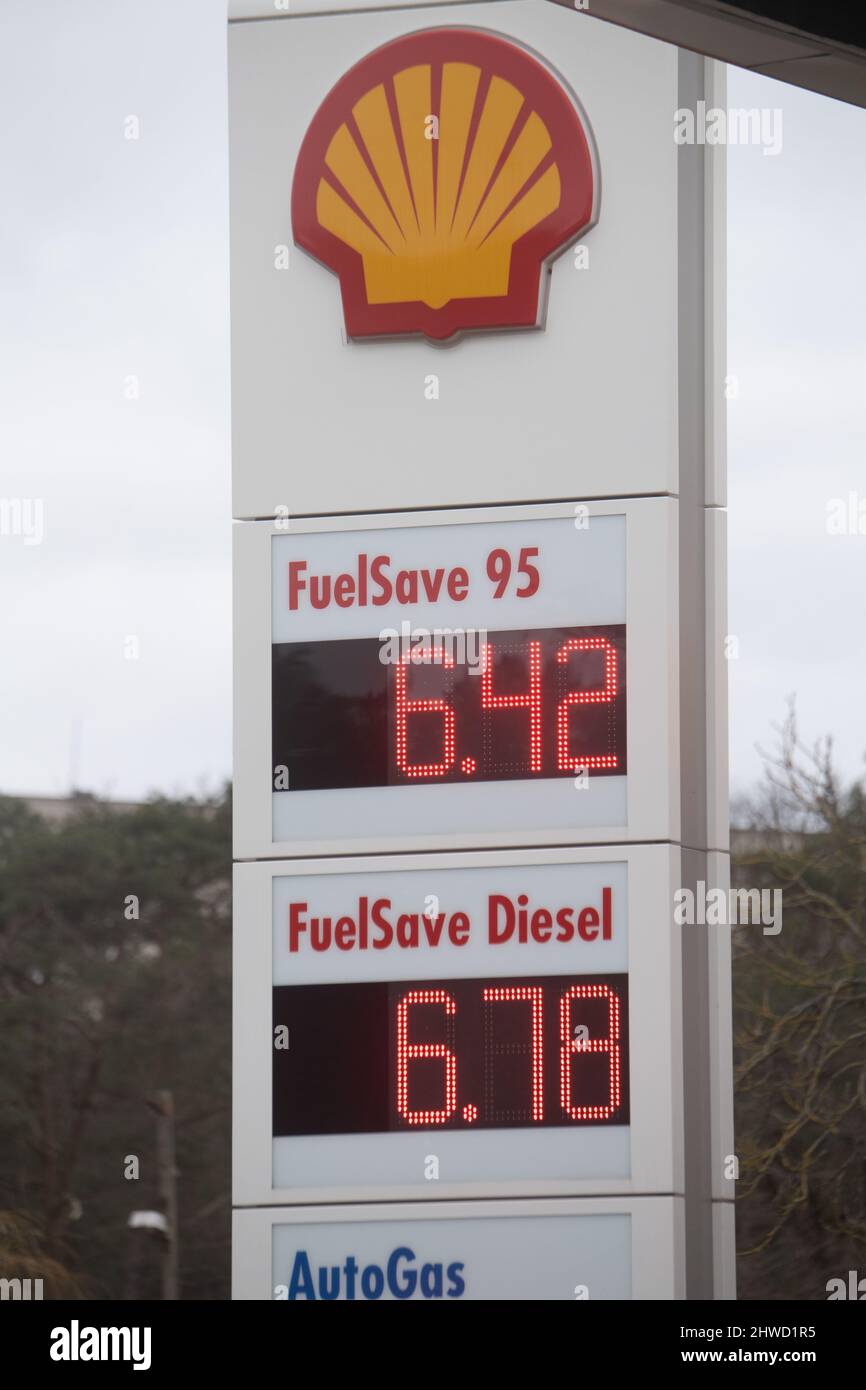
xmin=732 ymin=709 xmax=866 ymax=1299
xmin=0 ymin=790 xmax=231 ymax=1299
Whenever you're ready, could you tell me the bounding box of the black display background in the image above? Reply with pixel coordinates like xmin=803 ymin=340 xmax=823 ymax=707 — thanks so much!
xmin=273 ymin=972 xmax=629 ymax=1137
xmin=272 ymin=623 xmax=626 ymax=791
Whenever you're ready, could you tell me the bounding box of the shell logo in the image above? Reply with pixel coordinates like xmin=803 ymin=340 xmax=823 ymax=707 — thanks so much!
xmin=291 ymin=28 xmax=598 ymax=342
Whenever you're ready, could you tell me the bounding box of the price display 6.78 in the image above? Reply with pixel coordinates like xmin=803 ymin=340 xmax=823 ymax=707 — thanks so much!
xmin=273 ymin=972 xmax=629 ymax=1137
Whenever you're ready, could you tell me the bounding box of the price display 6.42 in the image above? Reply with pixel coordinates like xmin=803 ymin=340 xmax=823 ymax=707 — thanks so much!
xmin=272 ymin=624 xmax=626 ymax=791
xmin=233 ymin=501 xmax=679 ymax=855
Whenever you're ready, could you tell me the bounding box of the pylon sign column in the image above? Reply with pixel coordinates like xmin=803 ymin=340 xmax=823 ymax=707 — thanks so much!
xmin=230 ymin=0 xmax=731 ymax=1301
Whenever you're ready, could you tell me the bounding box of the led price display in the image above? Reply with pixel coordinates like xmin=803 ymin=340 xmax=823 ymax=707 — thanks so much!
xmin=272 ymin=624 xmax=626 ymax=791
xmin=273 ymin=972 xmax=629 ymax=1136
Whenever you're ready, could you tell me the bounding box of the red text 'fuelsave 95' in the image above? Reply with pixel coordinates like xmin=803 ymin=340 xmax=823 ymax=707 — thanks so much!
xmin=287 ymin=548 xmax=542 ymax=610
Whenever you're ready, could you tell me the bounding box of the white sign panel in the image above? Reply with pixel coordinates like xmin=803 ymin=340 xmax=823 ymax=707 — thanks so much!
xmin=229 ymin=1 xmax=680 ymax=517
xmin=233 ymin=499 xmax=678 ymax=859
xmin=233 ymin=1198 xmax=685 ymax=1300
xmin=233 ymin=845 xmax=682 ymax=1206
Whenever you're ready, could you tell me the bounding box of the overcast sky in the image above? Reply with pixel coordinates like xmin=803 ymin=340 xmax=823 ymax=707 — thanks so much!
xmin=1 ymin=1 xmax=864 ymax=807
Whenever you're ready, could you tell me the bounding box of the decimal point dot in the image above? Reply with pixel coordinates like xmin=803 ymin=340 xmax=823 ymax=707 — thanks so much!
xmin=461 ymin=757 xmax=477 ymax=775
xmin=462 ymin=1103 xmax=478 ymax=1123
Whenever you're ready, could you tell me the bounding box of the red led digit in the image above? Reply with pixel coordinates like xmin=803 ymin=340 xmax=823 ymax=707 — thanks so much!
xmin=393 ymin=647 xmax=456 ymax=779
xmin=481 ymin=639 xmax=543 ymax=773
xmin=559 ymin=983 xmax=622 ymax=1121
xmin=555 ymin=636 xmax=619 ymax=772
xmin=482 ymin=985 xmax=544 ymax=1121
xmin=486 ymin=549 xmax=511 ymax=598
xmin=396 ymin=989 xmax=458 ymax=1126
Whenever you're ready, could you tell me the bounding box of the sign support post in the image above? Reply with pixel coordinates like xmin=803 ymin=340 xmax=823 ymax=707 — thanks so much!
xmin=676 ymin=50 xmax=734 ymax=1300
xmin=229 ymin=1 xmax=732 ymax=1300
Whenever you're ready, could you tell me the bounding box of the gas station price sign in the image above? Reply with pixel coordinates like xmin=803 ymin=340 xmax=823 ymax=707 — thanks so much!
xmin=233 ymin=501 xmax=678 ymax=857
xmin=273 ymin=972 xmax=629 ymax=1137
xmin=232 ymin=847 xmax=683 ymax=1203
xmin=267 ymin=855 xmax=633 ymax=1188
xmin=272 ymin=624 xmax=626 ymax=791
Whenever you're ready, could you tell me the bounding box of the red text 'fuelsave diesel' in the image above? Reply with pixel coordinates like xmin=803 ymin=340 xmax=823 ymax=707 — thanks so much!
xmin=287 ymin=889 xmax=614 ymax=953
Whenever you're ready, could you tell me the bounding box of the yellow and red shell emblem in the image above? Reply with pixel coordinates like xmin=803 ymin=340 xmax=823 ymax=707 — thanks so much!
xmin=291 ymin=28 xmax=598 ymax=341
